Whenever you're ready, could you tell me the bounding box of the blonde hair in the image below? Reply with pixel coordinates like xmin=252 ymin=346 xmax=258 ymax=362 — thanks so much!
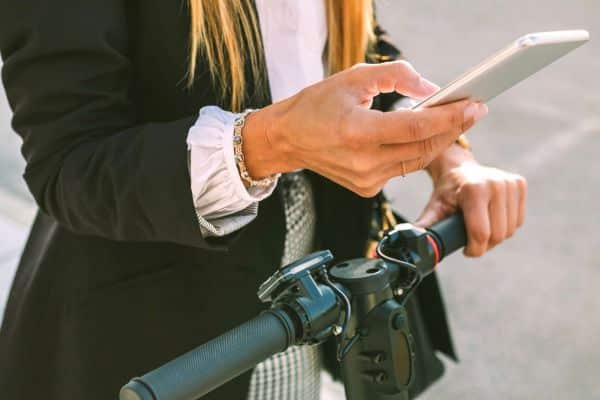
xmin=188 ymin=0 xmax=374 ymax=112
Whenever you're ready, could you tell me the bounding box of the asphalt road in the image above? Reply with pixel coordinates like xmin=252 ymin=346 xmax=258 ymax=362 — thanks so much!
xmin=378 ymin=1 xmax=600 ymax=399
xmin=0 ymin=1 xmax=598 ymax=399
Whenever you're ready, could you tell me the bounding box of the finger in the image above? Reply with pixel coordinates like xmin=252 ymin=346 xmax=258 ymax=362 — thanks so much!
xmin=350 ymin=61 xmax=440 ymax=99
xmin=415 ymin=200 xmax=454 ymax=228
xmin=459 ymin=185 xmax=491 ymax=257
xmin=344 ymin=112 xmax=474 ymax=179
xmin=385 ymin=142 xmax=462 ymax=176
xmin=379 ymin=120 xmax=475 ymax=165
xmin=506 ymin=179 xmax=519 ymax=238
xmin=385 ymin=155 xmax=434 ymax=177
xmin=353 ymin=100 xmax=486 ymax=145
xmin=516 ymin=176 xmax=528 ymax=227
xmin=488 ymin=182 xmax=508 ymax=249
xmin=415 ymin=202 xmax=440 ymax=228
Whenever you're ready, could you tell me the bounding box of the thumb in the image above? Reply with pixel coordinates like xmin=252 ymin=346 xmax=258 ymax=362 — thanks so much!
xmin=352 ymin=61 xmax=439 ymax=100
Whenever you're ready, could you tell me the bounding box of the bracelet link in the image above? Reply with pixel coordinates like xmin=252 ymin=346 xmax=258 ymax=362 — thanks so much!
xmin=233 ymin=110 xmax=279 ymax=188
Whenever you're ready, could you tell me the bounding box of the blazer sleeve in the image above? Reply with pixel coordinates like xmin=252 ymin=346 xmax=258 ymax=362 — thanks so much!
xmin=0 ymin=0 xmax=217 ymax=249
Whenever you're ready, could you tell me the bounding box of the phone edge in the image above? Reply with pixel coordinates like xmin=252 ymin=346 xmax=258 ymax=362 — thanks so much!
xmin=411 ymin=30 xmax=590 ymax=110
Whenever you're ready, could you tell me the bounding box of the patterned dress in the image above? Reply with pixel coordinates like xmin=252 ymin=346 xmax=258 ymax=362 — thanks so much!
xmin=247 ymin=171 xmax=322 ymax=400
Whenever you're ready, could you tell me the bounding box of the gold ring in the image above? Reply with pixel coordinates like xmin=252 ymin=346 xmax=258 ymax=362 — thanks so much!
xmin=401 ymin=160 xmax=406 ymax=178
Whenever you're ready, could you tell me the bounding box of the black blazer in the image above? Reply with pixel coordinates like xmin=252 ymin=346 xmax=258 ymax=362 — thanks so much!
xmin=0 ymin=1 xmax=455 ymax=399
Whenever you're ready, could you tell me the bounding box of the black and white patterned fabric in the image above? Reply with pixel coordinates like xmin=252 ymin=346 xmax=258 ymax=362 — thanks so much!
xmin=279 ymin=172 xmax=317 ymax=266
xmin=247 ymin=171 xmax=322 ymax=400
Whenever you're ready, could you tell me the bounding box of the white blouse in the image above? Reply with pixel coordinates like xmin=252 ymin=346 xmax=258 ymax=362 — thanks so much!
xmin=186 ymin=0 xmax=327 ymax=237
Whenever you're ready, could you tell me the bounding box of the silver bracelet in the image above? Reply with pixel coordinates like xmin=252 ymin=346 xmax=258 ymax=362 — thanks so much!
xmin=233 ymin=110 xmax=279 ymax=188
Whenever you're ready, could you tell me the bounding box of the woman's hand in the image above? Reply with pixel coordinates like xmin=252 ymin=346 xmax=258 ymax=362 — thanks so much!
xmin=243 ymin=61 xmax=488 ymax=197
xmin=416 ymin=144 xmax=528 ymax=257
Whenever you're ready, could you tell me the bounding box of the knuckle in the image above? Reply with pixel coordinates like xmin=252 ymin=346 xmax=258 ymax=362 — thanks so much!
xmin=342 ymin=128 xmax=363 ymax=150
xmin=489 ymin=180 xmax=505 ymax=196
xmin=365 ymin=188 xmax=380 ymax=198
xmin=354 ymin=187 xmax=369 ymax=198
xmin=351 ymin=62 xmax=369 ymax=72
xmin=394 ymin=60 xmax=411 ymax=73
xmin=408 ymin=116 xmax=427 ymax=140
xmin=356 ymin=184 xmax=380 ymax=198
xmin=354 ymin=187 xmax=368 ymax=197
xmin=489 ymin=227 xmax=506 ymax=245
xmin=489 ymin=234 xmax=503 ymax=247
xmin=463 ymin=182 xmax=485 ymax=197
xmin=505 ymin=180 xmax=518 ymax=197
xmin=354 ymin=176 xmax=368 ymax=193
xmin=465 ymin=246 xmax=484 ymax=258
xmin=449 ymin=109 xmax=463 ymax=132
xmin=352 ymin=155 xmax=376 ymax=175
xmin=419 ymin=139 xmax=428 ymax=156
xmin=354 ymin=175 xmax=374 ymax=191
xmin=515 ymin=175 xmax=528 ymax=191
xmin=394 ymin=61 xmax=420 ymax=81
xmin=395 ymin=60 xmax=412 ymax=69
xmin=421 ymin=137 xmax=435 ymax=156
xmin=471 ymin=227 xmax=491 ymax=245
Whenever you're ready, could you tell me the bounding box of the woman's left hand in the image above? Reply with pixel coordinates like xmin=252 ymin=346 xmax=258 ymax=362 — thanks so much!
xmin=415 ymin=144 xmax=527 ymax=257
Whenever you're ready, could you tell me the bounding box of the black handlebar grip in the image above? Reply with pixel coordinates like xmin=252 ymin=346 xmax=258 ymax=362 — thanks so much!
xmin=120 ymin=309 xmax=296 ymax=400
xmin=427 ymin=212 xmax=467 ymax=260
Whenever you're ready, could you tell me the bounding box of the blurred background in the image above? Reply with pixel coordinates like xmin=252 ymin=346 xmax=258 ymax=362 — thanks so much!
xmin=0 ymin=0 xmax=598 ymax=399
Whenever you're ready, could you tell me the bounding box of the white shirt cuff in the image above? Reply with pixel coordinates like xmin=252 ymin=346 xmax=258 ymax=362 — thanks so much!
xmin=187 ymin=106 xmax=278 ymax=237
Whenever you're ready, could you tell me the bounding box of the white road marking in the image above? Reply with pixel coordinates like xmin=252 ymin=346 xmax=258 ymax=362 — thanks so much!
xmin=511 ymin=117 xmax=600 ymax=177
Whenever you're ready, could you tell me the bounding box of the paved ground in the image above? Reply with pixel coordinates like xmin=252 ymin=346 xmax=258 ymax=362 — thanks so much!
xmin=378 ymin=1 xmax=600 ymax=399
xmin=0 ymin=0 xmax=598 ymax=398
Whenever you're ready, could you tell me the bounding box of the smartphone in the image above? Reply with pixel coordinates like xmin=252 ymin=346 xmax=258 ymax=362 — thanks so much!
xmin=412 ymin=30 xmax=590 ymax=110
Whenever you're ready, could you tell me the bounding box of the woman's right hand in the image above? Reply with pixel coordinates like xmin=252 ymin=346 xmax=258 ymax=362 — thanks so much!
xmin=244 ymin=61 xmax=488 ymax=197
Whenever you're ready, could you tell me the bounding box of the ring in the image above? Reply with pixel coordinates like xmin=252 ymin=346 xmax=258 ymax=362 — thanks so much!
xmin=400 ymin=160 xmax=406 ymax=178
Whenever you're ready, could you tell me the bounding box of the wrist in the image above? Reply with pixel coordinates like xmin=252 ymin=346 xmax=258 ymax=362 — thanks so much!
xmin=242 ymin=106 xmax=296 ymax=180
xmin=427 ymin=143 xmax=477 ymax=184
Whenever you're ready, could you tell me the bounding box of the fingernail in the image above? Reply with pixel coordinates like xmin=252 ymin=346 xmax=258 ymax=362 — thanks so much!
xmin=463 ymin=103 xmax=478 ymax=121
xmin=474 ymin=103 xmax=489 ymax=122
xmin=464 ymin=103 xmax=488 ymax=122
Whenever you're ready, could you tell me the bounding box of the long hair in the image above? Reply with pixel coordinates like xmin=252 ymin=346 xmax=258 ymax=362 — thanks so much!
xmin=187 ymin=0 xmax=374 ymax=111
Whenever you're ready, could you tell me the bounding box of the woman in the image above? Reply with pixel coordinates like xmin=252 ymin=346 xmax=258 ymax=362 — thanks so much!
xmin=0 ymin=0 xmax=526 ymax=399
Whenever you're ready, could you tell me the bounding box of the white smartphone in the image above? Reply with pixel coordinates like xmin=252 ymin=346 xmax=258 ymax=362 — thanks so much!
xmin=412 ymin=30 xmax=590 ymax=110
